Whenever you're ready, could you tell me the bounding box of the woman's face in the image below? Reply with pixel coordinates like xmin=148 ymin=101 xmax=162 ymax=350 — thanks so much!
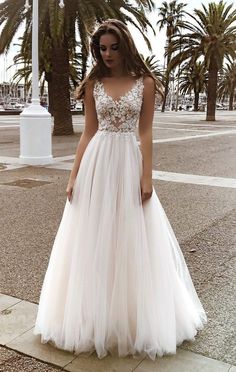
xmin=99 ymin=33 xmax=124 ymax=69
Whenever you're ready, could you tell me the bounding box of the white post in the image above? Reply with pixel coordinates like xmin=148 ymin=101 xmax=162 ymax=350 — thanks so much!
xmin=31 ymin=0 xmax=39 ymax=105
xmin=19 ymin=0 xmax=53 ymax=165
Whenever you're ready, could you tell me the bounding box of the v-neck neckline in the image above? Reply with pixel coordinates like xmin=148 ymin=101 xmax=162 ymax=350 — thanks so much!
xmin=99 ymin=77 xmax=141 ymax=103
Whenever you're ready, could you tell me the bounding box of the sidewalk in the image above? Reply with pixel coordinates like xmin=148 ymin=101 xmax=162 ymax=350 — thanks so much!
xmin=1 ymin=111 xmax=236 ymax=371
xmin=0 ymin=294 xmax=234 ymax=372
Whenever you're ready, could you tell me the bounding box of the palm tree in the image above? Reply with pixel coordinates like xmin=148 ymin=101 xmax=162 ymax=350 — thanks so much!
xmin=0 ymin=0 xmax=155 ymax=135
xmin=141 ymin=54 xmax=164 ymax=80
xmin=170 ymin=1 xmax=236 ymax=121
xmin=218 ymin=60 xmax=236 ymax=110
xmin=10 ymin=43 xmax=81 ymax=108
xmin=179 ymin=61 xmax=207 ymax=111
xmin=157 ymin=0 xmax=188 ymax=112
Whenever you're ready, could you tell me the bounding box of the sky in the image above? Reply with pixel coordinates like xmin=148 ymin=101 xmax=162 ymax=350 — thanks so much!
xmin=0 ymin=0 xmax=235 ymax=83
xmin=130 ymin=0 xmax=215 ymax=67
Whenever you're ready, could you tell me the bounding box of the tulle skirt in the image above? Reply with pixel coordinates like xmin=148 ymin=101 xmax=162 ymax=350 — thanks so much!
xmin=33 ymin=130 xmax=207 ymax=360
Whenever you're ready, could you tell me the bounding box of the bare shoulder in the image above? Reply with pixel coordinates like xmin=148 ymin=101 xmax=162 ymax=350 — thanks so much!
xmin=85 ymin=79 xmax=96 ymax=92
xmin=142 ymin=76 xmax=155 ymax=102
xmin=84 ymin=79 xmax=96 ymax=100
xmin=143 ymin=75 xmax=155 ymax=90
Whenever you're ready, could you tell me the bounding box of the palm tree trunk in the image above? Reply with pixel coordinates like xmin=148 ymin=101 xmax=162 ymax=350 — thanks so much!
xmin=206 ymin=58 xmax=218 ymax=121
xmin=162 ymin=38 xmax=172 ymax=113
xmin=161 ymin=73 xmax=170 ymax=112
xmin=194 ymin=90 xmax=199 ymax=111
xmin=229 ymin=89 xmax=234 ymax=110
xmin=175 ymin=65 xmax=181 ymax=111
xmin=50 ymin=41 xmax=74 ymax=135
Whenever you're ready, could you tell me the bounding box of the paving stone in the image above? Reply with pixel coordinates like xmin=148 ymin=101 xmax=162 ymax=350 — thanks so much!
xmin=0 ymin=300 xmax=37 ymax=345
xmin=134 ymin=349 xmax=231 ymax=372
xmin=0 ymin=294 xmax=21 ymax=312
xmin=6 ymin=328 xmax=76 ymax=368
xmin=64 ymin=352 xmax=144 ymax=372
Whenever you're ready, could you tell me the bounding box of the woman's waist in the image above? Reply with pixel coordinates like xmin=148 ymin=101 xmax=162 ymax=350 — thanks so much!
xmin=94 ymin=128 xmax=137 ymax=141
xmin=98 ymin=122 xmax=136 ymax=134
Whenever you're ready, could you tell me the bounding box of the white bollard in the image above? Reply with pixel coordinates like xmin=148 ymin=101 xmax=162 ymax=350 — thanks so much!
xmin=19 ymin=104 xmax=53 ymax=165
xmin=19 ymin=0 xmax=53 ymax=165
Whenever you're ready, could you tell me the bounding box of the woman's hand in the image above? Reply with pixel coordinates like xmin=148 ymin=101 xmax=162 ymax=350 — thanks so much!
xmin=140 ymin=176 xmax=153 ymax=203
xmin=66 ymin=179 xmax=75 ymax=202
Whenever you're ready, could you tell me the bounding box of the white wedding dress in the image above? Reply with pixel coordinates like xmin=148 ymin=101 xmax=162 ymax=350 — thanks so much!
xmin=34 ymin=77 xmax=207 ymax=360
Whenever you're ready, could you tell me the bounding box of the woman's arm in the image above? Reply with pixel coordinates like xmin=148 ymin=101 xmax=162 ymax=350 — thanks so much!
xmin=67 ymin=80 xmax=98 ymax=201
xmin=138 ymin=76 xmax=155 ymax=203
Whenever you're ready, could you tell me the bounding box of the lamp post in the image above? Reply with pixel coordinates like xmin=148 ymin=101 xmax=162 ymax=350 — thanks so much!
xmin=19 ymin=0 xmax=64 ymax=165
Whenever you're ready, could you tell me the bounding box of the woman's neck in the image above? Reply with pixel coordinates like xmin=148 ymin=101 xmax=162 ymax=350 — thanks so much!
xmin=109 ymin=66 xmax=126 ymax=78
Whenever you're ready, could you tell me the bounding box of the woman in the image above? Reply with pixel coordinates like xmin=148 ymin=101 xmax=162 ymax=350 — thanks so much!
xmin=34 ymin=19 xmax=207 ymax=361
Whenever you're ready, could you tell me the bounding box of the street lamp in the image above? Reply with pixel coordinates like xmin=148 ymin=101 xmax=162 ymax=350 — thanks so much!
xmin=19 ymin=0 xmax=65 ymax=165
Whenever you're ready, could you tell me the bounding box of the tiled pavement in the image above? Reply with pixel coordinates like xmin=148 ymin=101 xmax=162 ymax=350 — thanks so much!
xmin=0 ymin=293 xmax=235 ymax=372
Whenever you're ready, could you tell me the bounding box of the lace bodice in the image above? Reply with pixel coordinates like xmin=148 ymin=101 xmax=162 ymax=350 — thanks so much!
xmin=93 ymin=77 xmax=144 ymax=133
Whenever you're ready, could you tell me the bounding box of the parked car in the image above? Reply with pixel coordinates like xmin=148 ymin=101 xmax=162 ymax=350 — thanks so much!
xmin=216 ymin=103 xmax=227 ymax=110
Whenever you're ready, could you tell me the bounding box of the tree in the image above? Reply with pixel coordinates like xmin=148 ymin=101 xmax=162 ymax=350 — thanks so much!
xmin=10 ymin=40 xmax=81 ymax=105
xmin=179 ymin=61 xmax=207 ymax=111
xmin=218 ymin=60 xmax=236 ymax=110
xmin=170 ymin=1 xmax=236 ymax=121
xmin=157 ymin=0 xmax=188 ymax=112
xmin=0 ymin=0 xmax=155 ymax=135
xmin=141 ymin=54 xmax=164 ymax=80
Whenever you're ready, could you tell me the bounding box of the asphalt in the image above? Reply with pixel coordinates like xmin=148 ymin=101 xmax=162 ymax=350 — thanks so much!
xmin=0 ymin=110 xmax=236 ymax=371
xmin=0 ymin=346 xmax=62 ymax=372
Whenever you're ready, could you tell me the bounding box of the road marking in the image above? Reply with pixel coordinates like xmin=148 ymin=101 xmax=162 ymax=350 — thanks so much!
xmin=0 ymin=125 xmax=20 ymax=129
xmin=153 ymin=121 xmax=236 ymax=129
xmin=0 ymin=156 xmax=20 ymax=164
xmin=54 ymin=155 xmax=75 ymax=161
xmin=0 ymin=156 xmax=75 ymax=172
xmin=151 ymin=129 xmax=236 ymax=143
xmin=0 ymin=156 xmax=26 ymax=172
xmin=0 ymin=164 xmax=26 ymax=172
xmin=1 ymin=156 xmax=236 ymax=189
xmin=152 ymin=170 xmax=236 ymax=189
xmin=0 ymin=120 xmax=19 ymax=123
xmin=156 ymin=127 xmax=213 ymax=132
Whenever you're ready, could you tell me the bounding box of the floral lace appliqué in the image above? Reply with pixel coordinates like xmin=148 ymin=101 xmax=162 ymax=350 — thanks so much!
xmin=93 ymin=77 xmax=144 ymax=133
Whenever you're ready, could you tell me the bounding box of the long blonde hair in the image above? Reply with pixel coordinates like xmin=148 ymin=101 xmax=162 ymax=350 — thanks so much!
xmin=76 ymin=19 xmax=163 ymax=100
